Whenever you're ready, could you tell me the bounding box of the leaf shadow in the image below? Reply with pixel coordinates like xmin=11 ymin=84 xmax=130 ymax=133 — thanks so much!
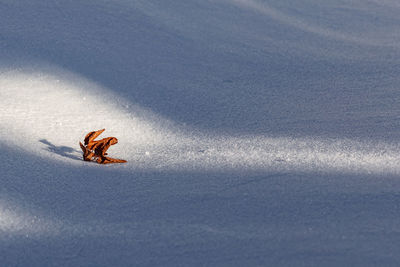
xmin=39 ymin=139 xmax=81 ymax=161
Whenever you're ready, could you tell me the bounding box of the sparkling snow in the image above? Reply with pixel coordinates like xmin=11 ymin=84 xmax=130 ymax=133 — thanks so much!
xmin=2 ymin=0 xmax=400 ymax=266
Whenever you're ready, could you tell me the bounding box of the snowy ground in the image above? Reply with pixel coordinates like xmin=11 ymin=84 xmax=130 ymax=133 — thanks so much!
xmin=2 ymin=0 xmax=400 ymax=266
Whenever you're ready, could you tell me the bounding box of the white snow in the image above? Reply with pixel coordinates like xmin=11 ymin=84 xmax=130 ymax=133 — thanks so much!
xmin=2 ymin=0 xmax=400 ymax=266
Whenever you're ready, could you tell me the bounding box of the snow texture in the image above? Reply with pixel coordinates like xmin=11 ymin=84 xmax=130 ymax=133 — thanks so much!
xmin=1 ymin=0 xmax=400 ymax=266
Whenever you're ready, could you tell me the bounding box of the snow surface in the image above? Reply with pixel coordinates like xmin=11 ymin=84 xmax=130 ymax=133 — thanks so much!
xmin=1 ymin=0 xmax=400 ymax=266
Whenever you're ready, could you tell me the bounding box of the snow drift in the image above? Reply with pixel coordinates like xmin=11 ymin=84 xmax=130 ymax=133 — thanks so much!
xmin=2 ymin=0 xmax=400 ymax=266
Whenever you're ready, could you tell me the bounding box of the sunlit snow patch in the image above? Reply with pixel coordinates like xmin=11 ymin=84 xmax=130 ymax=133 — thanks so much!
xmin=0 ymin=199 xmax=60 ymax=237
xmin=1 ymin=64 xmax=400 ymax=175
xmin=0 ymin=64 xmax=175 ymax=163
